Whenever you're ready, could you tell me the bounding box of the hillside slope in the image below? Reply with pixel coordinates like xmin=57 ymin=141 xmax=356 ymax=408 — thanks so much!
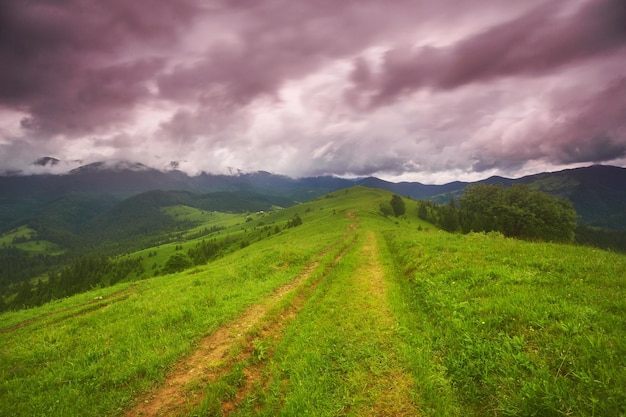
xmin=1 ymin=187 xmax=625 ymax=416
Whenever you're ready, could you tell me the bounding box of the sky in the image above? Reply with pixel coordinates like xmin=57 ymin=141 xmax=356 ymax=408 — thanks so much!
xmin=0 ymin=0 xmax=625 ymax=183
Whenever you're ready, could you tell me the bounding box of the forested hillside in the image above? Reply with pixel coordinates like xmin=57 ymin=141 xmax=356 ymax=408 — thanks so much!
xmin=0 ymin=189 xmax=296 ymax=310
xmin=2 ymin=162 xmax=625 ymax=229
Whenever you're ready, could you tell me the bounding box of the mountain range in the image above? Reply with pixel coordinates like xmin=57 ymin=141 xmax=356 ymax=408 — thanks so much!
xmin=1 ymin=161 xmax=626 ymax=232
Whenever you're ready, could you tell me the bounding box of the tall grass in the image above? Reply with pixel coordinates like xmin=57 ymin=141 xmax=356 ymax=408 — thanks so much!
xmin=384 ymin=230 xmax=626 ymax=416
xmin=0 ymin=218 xmax=340 ymax=417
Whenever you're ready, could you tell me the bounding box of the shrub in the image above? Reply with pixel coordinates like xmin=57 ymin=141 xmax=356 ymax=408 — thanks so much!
xmin=163 ymin=252 xmax=193 ymax=274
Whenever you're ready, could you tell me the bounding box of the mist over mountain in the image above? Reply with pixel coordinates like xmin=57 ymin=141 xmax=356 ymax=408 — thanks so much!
xmin=1 ymin=161 xmax=626 ymax=231
xmin=32 ymin=157 xmax=60 ymax=167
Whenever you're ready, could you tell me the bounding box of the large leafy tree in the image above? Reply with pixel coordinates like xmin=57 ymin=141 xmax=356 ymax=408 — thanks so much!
xmin=459 ymin=184 xmax=577 ymax=242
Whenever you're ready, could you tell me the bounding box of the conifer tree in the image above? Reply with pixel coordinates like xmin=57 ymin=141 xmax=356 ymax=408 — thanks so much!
xmin=390 ymin=195 xmax=406 ymax=217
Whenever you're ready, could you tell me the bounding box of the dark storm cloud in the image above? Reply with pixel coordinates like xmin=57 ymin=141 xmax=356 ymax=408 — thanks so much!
xmin=156 ymin=0 xmax=523 ymax=112
xmin=1 ymin=0 xmax=625 ymax=180
xmin=560 ymin=137 xmax=626 ymax=164
xmin=348 ymin=0 xmax=626 ymax=107
xmin=157 ymin=1 xmax=402 ymax=107
xmin=18 ymin=58 xmax=165 ymax=134
xmin=551 ymin=77 xmax=626 ymax=164
xmin=467 ymin=75 xmax=626 ymax=173
xmin=0 ymin=0 xmax=198 ymax=134
xmin=152 ymin=0 xmax=415 ymax=143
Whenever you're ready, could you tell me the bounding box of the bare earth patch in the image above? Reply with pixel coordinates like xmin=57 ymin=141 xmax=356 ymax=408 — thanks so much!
xmin=125 ymin=260 xmax=321 ymax=416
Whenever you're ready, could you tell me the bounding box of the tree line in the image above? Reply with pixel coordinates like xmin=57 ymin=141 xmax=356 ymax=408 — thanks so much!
xmin=2 ymin=255 xmax=144 ymax=312
xmin=418 ymin=184 xmax=578 ymax=242
xmin=161 ymin=212 xmax=305 ymax=275
xmin=414 ymin=184 xmax=626 ymax=251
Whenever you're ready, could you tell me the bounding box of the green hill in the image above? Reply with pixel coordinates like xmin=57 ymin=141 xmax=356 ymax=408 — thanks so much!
xmin=0 ymin=189 xmax=298 ymax=294
xmin=1 ymin=187 xmax=625 ymax=416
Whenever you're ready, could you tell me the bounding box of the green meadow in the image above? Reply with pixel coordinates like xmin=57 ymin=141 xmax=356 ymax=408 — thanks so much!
xmin=1 ymin=187 xmax=625 ymax=416
xmin=0 ymin=225 xmax=63 ymax=254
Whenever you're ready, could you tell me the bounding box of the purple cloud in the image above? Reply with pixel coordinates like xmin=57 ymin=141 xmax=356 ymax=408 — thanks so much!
xmin=0 ymin=0 xmax=625 ymax=181
xmin=0 ymin=0 xmax=198 ymax=134
xmin=347 ymin=0 xmax=626 ymax=107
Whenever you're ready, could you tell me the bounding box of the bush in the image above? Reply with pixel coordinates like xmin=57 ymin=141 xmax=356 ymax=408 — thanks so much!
xmin=379 ymin=203 xmax=393 ymax=217
xmin=286 ymin=214 xmax=303 ymax=228
xmin=163 ymin=252 xmax=193 ymax=274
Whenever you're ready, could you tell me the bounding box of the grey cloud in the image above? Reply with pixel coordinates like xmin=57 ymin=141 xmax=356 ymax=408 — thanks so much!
xmin=19 ymin=59 xmax=164 ymax=135
xmin=0 ymin=0 xmax=198 ymax=136
xmin=348 ymin=0 xmax=626 ymax=107
xmin=467 ymin=76 xmax=626 ymax=172
xmin=559 ymin=136 xmax=626 ymax=164
xmin=1 ymin=0 xmax=625 ymax=181
xmin=156 ymin=1 xmax=400 ymax=108
xmin=551 ymin=78 xmax=626 ymax=164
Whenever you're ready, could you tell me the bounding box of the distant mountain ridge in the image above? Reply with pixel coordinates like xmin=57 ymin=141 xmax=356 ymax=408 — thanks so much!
xmin=1 ymin=161 xmax=625 ymax=230
xmin=515 ymin=165 xmax=626 ymax=230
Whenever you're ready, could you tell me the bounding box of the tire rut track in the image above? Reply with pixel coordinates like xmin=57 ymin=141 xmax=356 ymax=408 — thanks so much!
xmin=219 ymin=228 xmax=418 ymax=416
xmin=353 ymin=231 xmax=419 ymax=416
xmin=0 ymin=283 xmax=141 ymax=334
xmin=126 ymin=231 xmax=358 ymax=417
xmin=220 ymin=234 xmax=358 ymax=416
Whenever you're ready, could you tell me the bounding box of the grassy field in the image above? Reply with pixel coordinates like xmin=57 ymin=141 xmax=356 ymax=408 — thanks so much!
xmin=385 ymin=229 xmax=626 ymax=416
xmin=1 ymin=186 xmax=625 ymax=416
xmin=0 ymin=225 xmax=64 ymax=254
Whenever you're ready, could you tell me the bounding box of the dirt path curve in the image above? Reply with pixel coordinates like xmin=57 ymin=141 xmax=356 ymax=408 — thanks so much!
xmin=214 ymin=229 xmax=418 ymax=417
xmin=125 ymin=227 xmax=359 ymax=417
xmin=125 ymin=263 xmax=322 ymax=416
xmin=353 ymin=231 xmax=419 ymax=416
xmin=219 ymin=235 xmax=357 ymax=415
xmin=0 ymin=283 xmax=141 ymax=334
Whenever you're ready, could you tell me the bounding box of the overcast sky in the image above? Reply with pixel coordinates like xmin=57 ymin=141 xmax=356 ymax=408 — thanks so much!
xmin=1 ymin=0 xmax=625 ymax=183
